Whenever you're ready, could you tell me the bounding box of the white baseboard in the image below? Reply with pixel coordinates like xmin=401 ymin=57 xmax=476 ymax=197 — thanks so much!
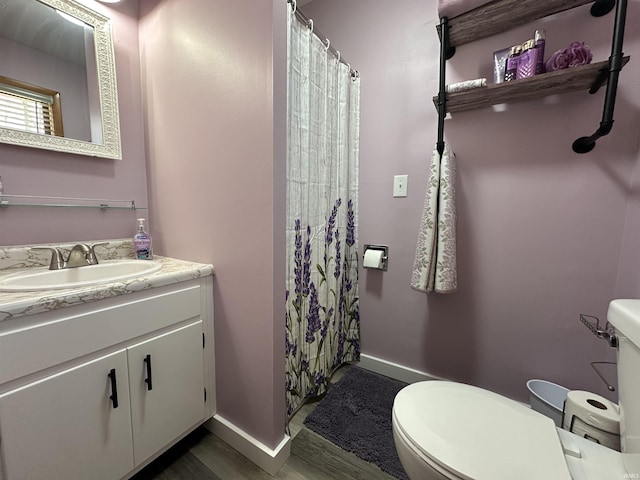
xmin=354 ymin=355 xmax=531 ymax=407
xmin=205 ymin=354 xmax=434 ymax=475
xmin=354 ymin=353 xmax=443 ymax=384
xmin=205 ymin=415 xmax=291 ymax=476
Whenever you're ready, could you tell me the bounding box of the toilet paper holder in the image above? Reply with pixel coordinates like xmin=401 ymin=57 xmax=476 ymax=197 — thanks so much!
xmin=579 ymin=314 xmax=618 ymax=348
xmin=363 ymin=244 xmax=388 ymax=271
xmin=579 ymin=314 xmax=618 ymax=391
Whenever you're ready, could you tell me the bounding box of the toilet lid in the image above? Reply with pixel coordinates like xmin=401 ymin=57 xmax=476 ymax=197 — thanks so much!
xmin=393 ymin=381 xmax=572 ymax=480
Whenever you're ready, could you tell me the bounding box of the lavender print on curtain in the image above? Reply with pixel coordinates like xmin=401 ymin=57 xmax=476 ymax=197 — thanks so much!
xmin=285 ymin=4 xmax=361 ymax=419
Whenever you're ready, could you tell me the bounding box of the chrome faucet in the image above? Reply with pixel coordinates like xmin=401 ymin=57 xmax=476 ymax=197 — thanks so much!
xmin=32 ymin=242 xmax=108 ymax=270
xmin=32 ymin=247 xmax=66 ymax=270
xmin=66 ymin=244 xmax=94 ymax=268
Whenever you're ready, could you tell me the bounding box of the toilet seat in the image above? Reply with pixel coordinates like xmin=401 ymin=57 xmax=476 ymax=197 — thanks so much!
xmin=393 ymin=381 xmax=573 ymax=480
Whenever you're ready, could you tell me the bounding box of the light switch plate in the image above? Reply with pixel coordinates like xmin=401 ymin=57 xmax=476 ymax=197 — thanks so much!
xmin=393 ymin=175 xmax=408 ymax=197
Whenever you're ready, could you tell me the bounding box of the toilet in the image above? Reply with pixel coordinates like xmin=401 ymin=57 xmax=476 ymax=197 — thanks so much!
xmin=392 ymin=299 xmax=640 ymax=480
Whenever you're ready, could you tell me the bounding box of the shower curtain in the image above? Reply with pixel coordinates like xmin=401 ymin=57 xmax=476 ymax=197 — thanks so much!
xmin=285 ymin=4 xmax=361 ymax=419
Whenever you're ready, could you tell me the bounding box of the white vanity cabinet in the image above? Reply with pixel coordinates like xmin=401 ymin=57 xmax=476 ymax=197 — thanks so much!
xmin=0 ymin=276 xmax=215 ymax=480
xmin=127 ymin=320 xmax=205 ymax=466
xmin=0 ymin=349 xmax=135 ymax=480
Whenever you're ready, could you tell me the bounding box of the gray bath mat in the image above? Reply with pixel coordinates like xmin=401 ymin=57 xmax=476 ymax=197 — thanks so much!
xmin=303 ymin=366 xmax=409 ymax=479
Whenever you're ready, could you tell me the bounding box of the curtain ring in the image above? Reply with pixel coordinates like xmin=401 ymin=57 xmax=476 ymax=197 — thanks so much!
xmin=335 ymin=50 xmax=341 ymax=63
xmin=308 ymin=19 xmax=313 ymax=32
xmin=324 ymin=38 xmax=330 ymax=51
xmin=291 ymin=0 xmax=297 ymax=14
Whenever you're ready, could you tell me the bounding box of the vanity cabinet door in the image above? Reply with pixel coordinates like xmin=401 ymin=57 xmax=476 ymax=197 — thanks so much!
xmin=127 ymin=320 xmax=205 ymax=466
xmin=0 ymin=350 xmax=134 ymax=480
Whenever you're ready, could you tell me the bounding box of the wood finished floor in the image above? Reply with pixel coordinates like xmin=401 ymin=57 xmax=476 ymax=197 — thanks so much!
xmin=132 ymin=366 xmax=396 ymax=480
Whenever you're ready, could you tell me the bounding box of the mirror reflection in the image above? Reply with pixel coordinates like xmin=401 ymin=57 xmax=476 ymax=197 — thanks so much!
xmin=0 ymin=0 xmax=97 ymax=142
xmin=0 ymin=0 xmax=121 ymax=159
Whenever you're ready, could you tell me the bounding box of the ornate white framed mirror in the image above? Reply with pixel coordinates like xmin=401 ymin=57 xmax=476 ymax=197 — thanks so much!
xmin=0 ymin=0 xmax=121 ymax=159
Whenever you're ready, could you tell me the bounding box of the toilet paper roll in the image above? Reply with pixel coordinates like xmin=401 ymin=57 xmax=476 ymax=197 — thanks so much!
xmin=363 ymin=249 xmax=384 ymax=269
xmin=563 ymin=390 xmax=621 ymax=450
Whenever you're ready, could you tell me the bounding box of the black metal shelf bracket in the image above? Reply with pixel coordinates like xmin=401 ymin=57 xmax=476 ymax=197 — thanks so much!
xmin=573 ymin=0 xmax=627 ymax=154
xmin=591 ymin=0 xmax=616 ymax=17
xmin=589 ymin=65 xmax=609 ymax=94
xmin=437 ymin=16 xmax=453 ymax=157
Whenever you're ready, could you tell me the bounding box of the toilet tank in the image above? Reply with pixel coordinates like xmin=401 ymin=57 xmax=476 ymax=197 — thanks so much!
xmin=608 ymin=300 xmax=640 ymax=453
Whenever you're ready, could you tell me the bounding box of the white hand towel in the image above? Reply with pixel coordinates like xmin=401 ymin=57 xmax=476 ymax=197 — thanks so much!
xmin=446 ymin=78 xmax=486 ymax=93
xmin=411 ymin=144 xmax=457 ymax=293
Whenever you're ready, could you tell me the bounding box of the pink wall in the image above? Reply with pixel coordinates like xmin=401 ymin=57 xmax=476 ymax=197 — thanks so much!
xmin=3 ymin=0 xmax=638 ymax=457
xmin=0 ymin=0 xmax=147 ymax=246
xmin=304 ymin=0 xmax=640 ymax=401
xmin=138 ymin=0 xmax=287 ymax=449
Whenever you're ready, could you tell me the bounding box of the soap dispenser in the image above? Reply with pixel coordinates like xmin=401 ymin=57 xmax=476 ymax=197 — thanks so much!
xmin=133 ymin=218 xmax=153 ymax=260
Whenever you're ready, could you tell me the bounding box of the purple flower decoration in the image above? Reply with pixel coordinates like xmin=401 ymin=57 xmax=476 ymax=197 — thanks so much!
xmin=346 ymin=199 xmax=355 ymax=247
xmin=351 ymin=336 xmax=360 ymax=356
xmin=293 ymin=220 xmax=303 ymax=308
xmin=344 ymin=274 xmax=353 ymax=292
xmin=285 ymin=331 xmax=298 ymax=356
xmin=334 ymin=230 xmax=341 ymax=279
xmin=305 ymin=283 xmax=321 ymax=342
xmin=285 ymin=331 xmax=292 ymax=354
xmin=325 ymin=199 xmax=342 ymax=245
xmin=303 ymin=225 xmax=311 ymax=297
xmin=545 ymin=41 xmax=593 ymax=72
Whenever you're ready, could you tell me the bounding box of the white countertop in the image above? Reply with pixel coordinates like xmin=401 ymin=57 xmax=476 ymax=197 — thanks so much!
xmin=0 ymin=240 xmax=213 ymax=322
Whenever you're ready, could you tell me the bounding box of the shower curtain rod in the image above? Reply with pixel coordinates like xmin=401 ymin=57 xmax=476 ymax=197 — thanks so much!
xmin=287 ymin=0 xmax=359 ymax=78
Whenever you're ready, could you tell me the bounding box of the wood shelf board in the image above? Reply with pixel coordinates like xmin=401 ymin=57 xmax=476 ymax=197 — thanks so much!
xmin=433 ymin=57 xmax=630 ymax=114
xmin=437 ymin=0 xmax=594 ymax=48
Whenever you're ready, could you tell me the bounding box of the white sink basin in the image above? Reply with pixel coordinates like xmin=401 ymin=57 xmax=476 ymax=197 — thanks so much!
xmin=0 ymin=260 xmax=162 ymax=292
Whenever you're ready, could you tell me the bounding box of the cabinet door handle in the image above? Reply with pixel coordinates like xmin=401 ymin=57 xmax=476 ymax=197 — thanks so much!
xmin=108 ymin=368 xmax=119 ymax=408
xmin=144 ymin=354 xmax=153 ymax=391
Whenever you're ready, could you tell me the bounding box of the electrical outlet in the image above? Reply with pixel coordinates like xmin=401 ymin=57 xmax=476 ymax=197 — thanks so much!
xmin=393 ymin=175 xmax=408 ymax=197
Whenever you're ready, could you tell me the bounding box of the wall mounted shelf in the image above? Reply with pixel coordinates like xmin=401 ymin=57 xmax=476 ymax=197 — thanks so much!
xmin=433 ymin=57 xmax=630 ymax=114
xmin=0 ymin=195 xmax=145 ymax=210
xmin=437 ymin=0 xmax=595 ymax=49
xmin=435 ymin=0 xmax=629 ymax=153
